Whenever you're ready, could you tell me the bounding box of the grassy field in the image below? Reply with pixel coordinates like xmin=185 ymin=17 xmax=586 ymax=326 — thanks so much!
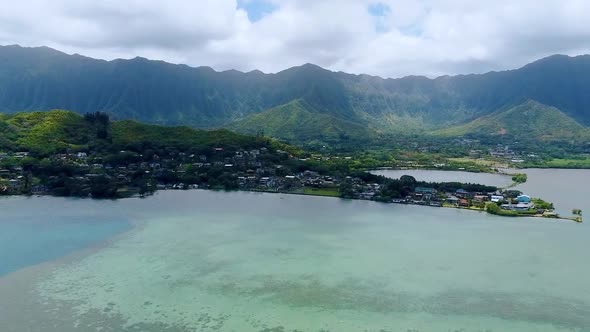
xmin=540 ymin=158 xmax=590 ymax=168
xmin=447 ymin=157 xmax=499 ymax=167
xmin=302 ymin=187 xmax=341 ymax=197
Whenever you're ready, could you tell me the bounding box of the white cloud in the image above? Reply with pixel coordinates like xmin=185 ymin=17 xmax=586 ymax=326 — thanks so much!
xmin=1 ymin=0 xmax=589 ymax=78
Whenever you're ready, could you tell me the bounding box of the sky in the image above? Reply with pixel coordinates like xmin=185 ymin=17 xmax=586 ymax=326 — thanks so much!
xmin=1 ymin=0 xmax=589 ymax=78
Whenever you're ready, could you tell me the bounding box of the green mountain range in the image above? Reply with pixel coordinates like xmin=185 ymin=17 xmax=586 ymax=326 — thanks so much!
xmin=0 ymin=110 xmax=266 ymax=155
xmin=229 ymin=99 xmax=375 ymax=143
xmin=1 ymin=45 xmax=589 ymax=143
xmin=435 ymin=100 xmax=590 ymax=141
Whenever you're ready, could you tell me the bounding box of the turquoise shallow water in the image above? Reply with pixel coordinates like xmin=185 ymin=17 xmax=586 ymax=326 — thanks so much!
xmin=0 ymin=169 xmax=589 ymax=332
xmin=0 ymin=197 xmax=131 ymax=276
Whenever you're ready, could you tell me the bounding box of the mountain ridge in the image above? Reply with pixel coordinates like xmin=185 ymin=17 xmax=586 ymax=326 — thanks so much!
xmin=435 ymin=100 xmax=590 ymax=140
xmin=1 ymin=44 xmax=589 ymax=142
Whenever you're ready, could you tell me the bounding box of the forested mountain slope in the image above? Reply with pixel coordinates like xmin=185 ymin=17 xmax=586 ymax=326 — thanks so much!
xmin=1 ymin=45 xmax=589 ymax=141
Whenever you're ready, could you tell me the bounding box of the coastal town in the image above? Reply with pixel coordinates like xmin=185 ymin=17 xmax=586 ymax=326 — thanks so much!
xmin=0 ymin=146 xmax=580 ymax=222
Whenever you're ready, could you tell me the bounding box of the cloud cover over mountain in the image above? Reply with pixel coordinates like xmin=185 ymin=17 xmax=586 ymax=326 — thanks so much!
xmin=1 ymin=0 xmax=590 ymax=78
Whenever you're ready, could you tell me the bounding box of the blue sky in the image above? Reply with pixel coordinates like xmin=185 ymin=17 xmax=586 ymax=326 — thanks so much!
xmin=237 ymin=0 xmax=277 ymax=22
xmin=368 ymin=2 xmax=390 ymax=17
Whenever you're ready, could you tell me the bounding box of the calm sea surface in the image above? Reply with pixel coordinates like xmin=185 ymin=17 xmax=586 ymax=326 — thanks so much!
xmin=0 ymin=169 xmax=589 ymax=332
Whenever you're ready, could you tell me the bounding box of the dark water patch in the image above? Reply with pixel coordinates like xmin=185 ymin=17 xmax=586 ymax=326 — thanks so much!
xmin=208 ymin=274 xmax=590 ymax=331
xmin=0 ymin=215 xmax=131 ymax=276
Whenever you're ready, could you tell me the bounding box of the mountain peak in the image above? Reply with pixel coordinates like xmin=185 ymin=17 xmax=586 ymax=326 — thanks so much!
xmin=0 ymin=45 xmax=589 ymax=137
xmin=521 ymin=53 xmax=590 ymax=70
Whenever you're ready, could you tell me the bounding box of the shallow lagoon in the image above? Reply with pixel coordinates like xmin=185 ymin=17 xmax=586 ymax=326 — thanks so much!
xmin=0 ymin=169 xmax=589 ymax=332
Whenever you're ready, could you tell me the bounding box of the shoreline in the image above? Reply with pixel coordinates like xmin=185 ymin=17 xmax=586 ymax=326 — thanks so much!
xmin=1 ymin=185 xmax=582 ymax=223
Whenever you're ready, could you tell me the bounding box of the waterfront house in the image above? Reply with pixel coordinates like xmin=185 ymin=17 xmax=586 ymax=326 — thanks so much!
xmin=490 ymin=195 xmax=504 ymax=202
xmin=446 ymin=195 xmax=460 ymax=205
xmin=517 ymin=195 xmax=532 ymax=203
xmin=455 ymin=189 xmax=469 ymax=198
xmin=473 ymin=195 xmax=488 ymax=202
xmin=359 ymin=192 xmax=375 ymax=200
xmin=458 ymin=199 xmax=470 ymax=207
xmin=415 ymin=187 xmax=437 ymax=194
xmin=516 ymin=202 xmax=534 ymax=211
xmin=8 ymin=179 xmax=21 ymax=191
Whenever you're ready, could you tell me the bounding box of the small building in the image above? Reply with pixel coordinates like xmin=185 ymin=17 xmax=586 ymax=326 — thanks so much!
xmin=490 ymin=195 xmax=504 ymax=203
xmin=446 ymin=195 xmax=460 ymax=204
xmin=458 ymin=199 xmax=470 ymax=207
xmin=455 ymin=189 xmax=469 ymax=197
xmin=359 ymin=192 xmax=375 ymax=200
xmin=517 ymin=195 xmax=532 ymax=203
xmin=473 ymin=195 xmax=488 ymax=202
xmin=415 ymin=187 xmax=437 ymax=194
xmin=8 ymin=179 xmax=21 ymax=190
xmin=516 ymin=202 xmax=534 ymax=211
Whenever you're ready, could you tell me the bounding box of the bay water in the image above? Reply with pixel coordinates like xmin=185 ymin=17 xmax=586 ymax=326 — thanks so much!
xmin=0 ymin=169 xmax=589 ymax=331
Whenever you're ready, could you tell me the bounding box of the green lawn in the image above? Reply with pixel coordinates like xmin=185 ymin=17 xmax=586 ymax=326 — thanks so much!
xmin=303 ymin=187 xmax=341 ymax=197
xmin=542 ymin=158 xmax=590 ymax=168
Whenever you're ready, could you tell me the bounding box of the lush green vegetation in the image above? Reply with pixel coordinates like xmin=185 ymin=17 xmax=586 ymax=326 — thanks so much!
xmin=523 ymin=157 xmax=590 ymax=169
xmin=485 ymin=203 xmax=519 ymax=217
xmin=303 ymin=187 xmax=340 ymax=197
xmin=0 ymin=110 xmax=294 ymax=198
xmin=229 ymin=99 xmax=375 ymax=144
xmin=0 ymin=110 xmax=274 ymax=157
xmin=511 ymin=173 xmax=528 ymax=184
xmin=573 ymin=209 xmax=583 ymax=222
xmin=2 ymin=45 xmax=590 ymax=146
xmin=436 ymin=101 xmax=590 ymax=142
xmin=532 ymin=198 xmax=554 ymax=210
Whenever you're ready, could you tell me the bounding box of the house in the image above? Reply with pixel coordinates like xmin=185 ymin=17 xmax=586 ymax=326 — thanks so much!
xmin=359 ymin=192 xmax=375 ymax=200
xmin=458 ymin=199 xmax=470 ymax=207
xmin=446 ymin=195 xmax=460 ymax=204
xmin=490 ymin=195 xmax=504 ymax=203
xmin=8 ymin=179 xmax=21 ymax=190
xmin=415 ymin=187 xmax=437 ymax=194
xmin=473 ymin=195 xmax=488 ymax=202
xmin=455 ymin=189 xmax=469 ymax=197
xmin=515 ymin=202 xmax=534 ymax=211
xmin=31 ymin=185 xmax=48 ymax=195
xmin=15 ymin=152 xmax=29 ymax=158
xmin=517 ymin=195 xmax=532 ymax=203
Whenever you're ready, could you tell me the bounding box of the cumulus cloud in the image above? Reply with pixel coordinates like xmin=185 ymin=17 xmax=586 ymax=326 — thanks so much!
xmin=1 ymin=0 xmax=589 ymax=78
